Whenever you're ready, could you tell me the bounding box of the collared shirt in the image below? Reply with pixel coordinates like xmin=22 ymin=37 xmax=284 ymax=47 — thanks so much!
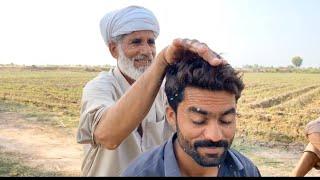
xmin=121 ymin=134 xmax=261 ymax=177
xmin=76 ymin=67 xmax=174 ymax=176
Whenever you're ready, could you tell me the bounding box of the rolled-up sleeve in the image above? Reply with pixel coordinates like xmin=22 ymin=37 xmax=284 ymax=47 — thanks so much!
xmin=77 ymin=79 xmax=116 ymax=147
xmin=304 ymin=143 xmax=320 ymax=169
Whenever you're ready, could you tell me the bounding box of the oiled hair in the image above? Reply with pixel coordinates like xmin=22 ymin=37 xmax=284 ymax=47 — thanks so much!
xmin=165 ymin=51 xmax=244 ymax=112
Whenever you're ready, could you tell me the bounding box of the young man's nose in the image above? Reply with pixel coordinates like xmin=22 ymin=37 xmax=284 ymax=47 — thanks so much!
xmin=204 ymin=121 xmax=223 ymax=143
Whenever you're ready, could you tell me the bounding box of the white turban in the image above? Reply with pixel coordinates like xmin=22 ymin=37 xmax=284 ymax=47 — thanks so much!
xmin=100 ymin=5 xmax=160 ymax=45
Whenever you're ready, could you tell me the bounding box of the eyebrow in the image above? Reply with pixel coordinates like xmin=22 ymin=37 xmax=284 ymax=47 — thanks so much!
xmin=187 ymin=107 xmax=236 ymax=116
xmin=188 ymin=107 xmax=209 ymax=116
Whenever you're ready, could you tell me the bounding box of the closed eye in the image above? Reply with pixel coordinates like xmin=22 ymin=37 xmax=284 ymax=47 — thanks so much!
xmin=192 ymin=120 xmax=206 ymax=125
xmin=219 ymin=116 xmax=234 ymax=125
xmin=220 ymin=120 xmax=233 ymax=125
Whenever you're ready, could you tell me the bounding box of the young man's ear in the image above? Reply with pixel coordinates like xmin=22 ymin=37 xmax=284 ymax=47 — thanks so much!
xmin=108 ymin=41 xmax=119 ymax=59
xmin=166 ymin=106 xmax=177 ymax=132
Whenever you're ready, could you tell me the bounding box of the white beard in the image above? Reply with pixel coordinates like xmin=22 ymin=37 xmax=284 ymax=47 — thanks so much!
xmin=117 ymin=45 xmax=153 ymax=80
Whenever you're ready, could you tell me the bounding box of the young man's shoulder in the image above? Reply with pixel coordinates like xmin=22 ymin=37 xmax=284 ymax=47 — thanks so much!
xmin=121 ymin=142 xmax=167 ymax=176
xmin=229 ymin=148 xmax=261 ymax=176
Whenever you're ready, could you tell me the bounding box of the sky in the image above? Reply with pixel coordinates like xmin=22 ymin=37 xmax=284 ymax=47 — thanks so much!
xmin=0 ymin=0 xmax=319 ymax=67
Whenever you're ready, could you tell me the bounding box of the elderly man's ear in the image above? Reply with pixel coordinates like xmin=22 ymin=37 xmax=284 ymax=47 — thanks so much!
xmin=166 ymin=106 xmax=177 ymax=132
xmin=108 ymin=42 xmax=119 ymax=59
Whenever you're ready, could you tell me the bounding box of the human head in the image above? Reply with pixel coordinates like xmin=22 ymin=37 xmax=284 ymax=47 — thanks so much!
xmin=165 ymin=51 xmax=244 ymax=167
xmin=99 ymin=6 xmax=159 ymax=80
xmin=305 ymin=118 xmax=320 ymax=150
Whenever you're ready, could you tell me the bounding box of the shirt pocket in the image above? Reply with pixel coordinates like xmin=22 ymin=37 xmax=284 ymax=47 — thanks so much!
xmin=145 ymin=119 xmax=174 ymax=151
xmin=145 ymin=120 xmax=166 ymax=150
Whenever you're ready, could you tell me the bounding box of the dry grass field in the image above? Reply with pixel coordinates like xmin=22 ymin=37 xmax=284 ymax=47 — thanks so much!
xmin=1 ymin=67 xmax=320 ymax=176
xmin=238 ymin=73 xmax=320 ymax=143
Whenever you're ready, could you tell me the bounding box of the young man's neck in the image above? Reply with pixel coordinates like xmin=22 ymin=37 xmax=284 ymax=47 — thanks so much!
xmin=173 ymin=138 xmax=219 ymax=177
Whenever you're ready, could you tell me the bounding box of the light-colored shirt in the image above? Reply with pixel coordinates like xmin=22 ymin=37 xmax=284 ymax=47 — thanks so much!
xmin=304 ymin=118 xmax=320 ymax=169
xmin=121 ymin=133 xmax=261 ymax=177
xmin=304 ymin=143 xmax=320 ymax=170
xmin=76 ymin=67 xmax=173 ymax=176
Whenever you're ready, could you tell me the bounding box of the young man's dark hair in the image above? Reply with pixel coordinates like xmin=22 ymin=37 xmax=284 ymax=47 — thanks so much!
xmin=165 ymin=51 xmax=244 ymax=113
xmin=122 ymin=51 xmax=260 ymax=177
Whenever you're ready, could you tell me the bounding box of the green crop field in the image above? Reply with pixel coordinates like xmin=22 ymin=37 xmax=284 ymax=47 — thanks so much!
xmin=1 ymin=67 xmax=320 ymax=143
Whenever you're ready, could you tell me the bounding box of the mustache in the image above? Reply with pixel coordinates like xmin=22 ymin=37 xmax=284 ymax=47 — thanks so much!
xmin=133 ymin=54 xmax=153 ymax=62
xmin=194 ymin=140 xmax=229 ymax=149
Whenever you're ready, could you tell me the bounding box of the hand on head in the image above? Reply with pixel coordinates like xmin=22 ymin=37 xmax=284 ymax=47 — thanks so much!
xmin=160 ymin=38 xmax=228 ymax=66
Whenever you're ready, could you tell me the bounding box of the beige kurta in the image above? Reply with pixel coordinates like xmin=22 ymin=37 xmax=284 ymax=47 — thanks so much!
xmin=76 ymin=67 xmax=173 ymax=176
xmin=304 ymin=118 xmax=320 ymax=169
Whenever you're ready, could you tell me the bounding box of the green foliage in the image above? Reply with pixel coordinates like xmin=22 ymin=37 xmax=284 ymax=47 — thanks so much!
xmin=291 ymin=56 xmax=303 ymax=67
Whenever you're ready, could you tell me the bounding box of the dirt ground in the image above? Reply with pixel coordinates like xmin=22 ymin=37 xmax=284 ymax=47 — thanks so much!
xmin=0 ymin=111 xmax=319 ymax=177
xmin=0 ymin=112 xmax=82 ymax=176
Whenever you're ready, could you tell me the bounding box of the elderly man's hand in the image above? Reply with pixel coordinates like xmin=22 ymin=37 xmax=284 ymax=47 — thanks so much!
xmin=159 ymin=38 xmax=227 ymax=66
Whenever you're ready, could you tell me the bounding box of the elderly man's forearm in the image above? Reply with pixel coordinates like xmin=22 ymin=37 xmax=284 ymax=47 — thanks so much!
xmin=93 ymin=57 xmax=168 ymax=149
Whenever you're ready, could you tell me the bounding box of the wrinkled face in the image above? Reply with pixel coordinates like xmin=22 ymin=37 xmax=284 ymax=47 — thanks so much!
xmin=117 ymin=30 xmax=156 ymax=80
xmin=172 ymin=86 xmax=237 ymax=167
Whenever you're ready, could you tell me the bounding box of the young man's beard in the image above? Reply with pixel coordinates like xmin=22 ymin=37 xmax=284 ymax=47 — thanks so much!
xmin=117 ymin=45 xmax=153 ymax=80
xmin=176 ymin=121 xmax=232 ymax=167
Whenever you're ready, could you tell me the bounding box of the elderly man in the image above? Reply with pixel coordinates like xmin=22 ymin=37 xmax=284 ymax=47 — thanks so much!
xmin=291 ymin=118 xmax=320 ymax=176
xmin=77 ymin=5 xmax=226 ymax=176
xmin=122 ymin=51 xmax=261 ymax=177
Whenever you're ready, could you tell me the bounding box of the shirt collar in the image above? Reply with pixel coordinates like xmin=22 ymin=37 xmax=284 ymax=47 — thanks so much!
xmin=164 ymin=133 xmax=181 ymax=176
xmin=112 ymin=66 xmax=131 ymax=91
xmin=225 ymin=149 xmax=244 ymax=171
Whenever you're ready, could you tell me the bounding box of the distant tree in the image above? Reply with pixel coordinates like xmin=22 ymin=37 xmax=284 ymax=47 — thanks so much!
xmin=292 ymin=56 xmax=303 ymax=67
xmin=287 ymin=65 xmax=295 ymax=69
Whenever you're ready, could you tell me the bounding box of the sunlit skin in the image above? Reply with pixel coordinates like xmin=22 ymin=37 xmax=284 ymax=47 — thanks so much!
xmin=109 ymin=30 xmax=156 ymax=84
xmin=166 ymin=86 xmax=237 ymax=176
xmin=291 ymin=133 xmax=320 ymax=177
xmin=291 ymin=132 xmax=320 ymax=176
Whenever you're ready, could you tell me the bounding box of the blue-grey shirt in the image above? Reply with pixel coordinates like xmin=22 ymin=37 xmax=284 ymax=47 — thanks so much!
xmin=121 ymin=134 xmax=261 ymax=177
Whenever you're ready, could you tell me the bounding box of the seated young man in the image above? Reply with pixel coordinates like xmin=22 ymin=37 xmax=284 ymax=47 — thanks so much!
xmin=121 ymin=51 xmax=261 ymax=177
